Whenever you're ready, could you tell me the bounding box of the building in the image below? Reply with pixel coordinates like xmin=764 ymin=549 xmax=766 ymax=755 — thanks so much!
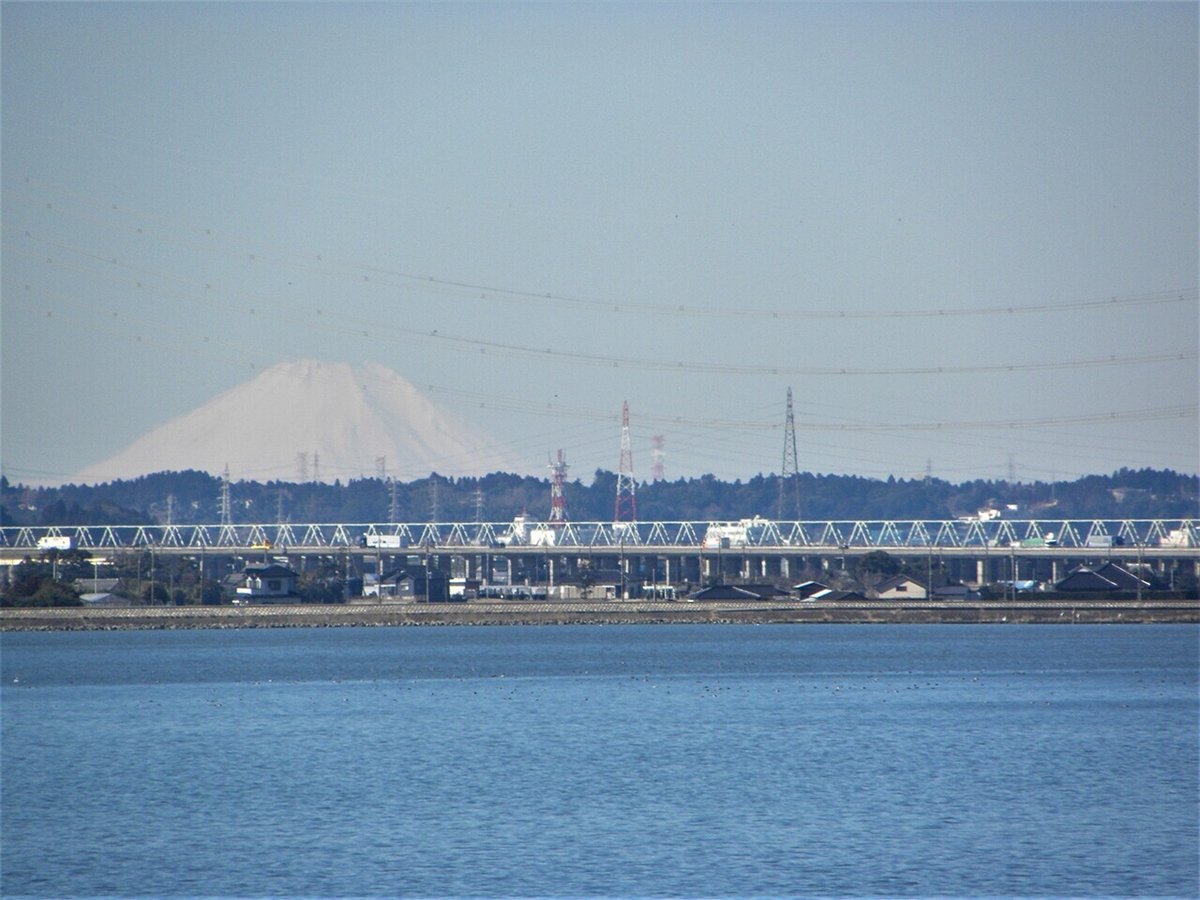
xmin=873 ymin=574 xmax=928 ymax=600
xmin=808 ymin=588 xmax=868 ymax=602
xmin=236 ymin=564 xmax=299 ymax=600
xmin=932 ymin=584 xmax=980 ymax=601
xmin=73 ymin=577 xmax=134 ymax=605
xmin=377 ymin=568 xmax=452 ymax=602
xmin=80 ymin=590 xmax=134 ymax=607
xmin=688 ymin=583 xmax=790 ymax=601
xmin=792 ymin=580 xmax=832 ymax=599
xmin=1055 ymin=563 xmax=1152 ymax=593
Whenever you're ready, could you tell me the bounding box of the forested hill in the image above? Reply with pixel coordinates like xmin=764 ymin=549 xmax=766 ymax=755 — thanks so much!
xmin=2 ymin=468 xmax=1196 ymax=527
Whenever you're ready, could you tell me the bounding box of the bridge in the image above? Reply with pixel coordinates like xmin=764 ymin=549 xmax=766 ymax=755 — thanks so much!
xmin=2 ymin=517 xmax=1195 ymax=553
xmin=4 ymin=519 xmax=1196 ymax=587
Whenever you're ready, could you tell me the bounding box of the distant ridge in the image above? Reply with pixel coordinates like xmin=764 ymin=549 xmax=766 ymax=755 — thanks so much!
xmin=72 ymin=360 xmax=519 ymax=484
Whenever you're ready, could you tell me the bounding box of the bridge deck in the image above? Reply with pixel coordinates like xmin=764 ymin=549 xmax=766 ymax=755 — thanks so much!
xmin=3 ymin=519 xmax=1196 ymax=557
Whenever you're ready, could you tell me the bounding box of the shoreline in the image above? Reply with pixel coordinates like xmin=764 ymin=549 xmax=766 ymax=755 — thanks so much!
xmin=2 ymin=598 xmax=1198 ymax=630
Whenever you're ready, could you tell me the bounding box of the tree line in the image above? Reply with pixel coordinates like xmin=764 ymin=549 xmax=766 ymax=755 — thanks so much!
xmin=2 ymin=466 xmax=1197 ymax=527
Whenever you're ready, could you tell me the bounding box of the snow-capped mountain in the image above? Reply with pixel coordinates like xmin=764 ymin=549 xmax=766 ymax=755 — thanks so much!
xmin=72 ymin=360 xmax=519 ymax=484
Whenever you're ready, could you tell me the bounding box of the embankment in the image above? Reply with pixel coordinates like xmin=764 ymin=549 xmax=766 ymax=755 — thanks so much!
xmin=2 ymin=598 xmax=1197 ymax=630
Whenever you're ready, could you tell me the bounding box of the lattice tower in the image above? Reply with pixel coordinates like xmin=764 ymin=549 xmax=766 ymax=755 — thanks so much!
xmin=219 ymin=465 xmax=232 ymax=526
xmin=388 ymin=477 xmax=399 ymax=524
xmin=777 ymin=388 xmax=801 ymax=521
xmin=548 ymin=450 xmax=569 ymax=523
xmin=651 ymin=435 xmax=665 ymax=482
xmin=614 ymin=401 xmax=638 ymax=522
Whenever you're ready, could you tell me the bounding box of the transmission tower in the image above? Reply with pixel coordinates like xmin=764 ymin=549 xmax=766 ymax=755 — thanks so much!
xmin=296 ymin=452 xmax=309 ymax=482
xmin=777 ymin=387 xmax=801 ymax=521
xmin=219 ymin=465 xmax=232 ymax=526
xmin=428 ymin=477 xmax=440 ymax=522
xmin=473 ymin=486 xmax=485 ymax=524
xmin=614 ymin=401 xmax=638 ymax=522
xmin=650 ymin=435 xmax=665 ymax=482
xmin=311 ymin=452 xmax=321 ymax=483
xmin=548 ymin=450 xmax=569 ymax=524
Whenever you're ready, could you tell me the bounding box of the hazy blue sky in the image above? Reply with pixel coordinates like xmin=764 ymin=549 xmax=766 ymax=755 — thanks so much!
xmin=3 ymin=2 xmax=1197 ymax=487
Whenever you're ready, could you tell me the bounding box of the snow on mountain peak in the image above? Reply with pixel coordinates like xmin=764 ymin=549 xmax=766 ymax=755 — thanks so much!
xmin=71 ymin=360 xmax=519 ymax=484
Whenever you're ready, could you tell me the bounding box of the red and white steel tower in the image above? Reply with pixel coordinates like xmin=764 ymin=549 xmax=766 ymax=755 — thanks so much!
xmin=651 ymin=435 xmax=665 ymax=482
xmin=614 ymin=401 xmax=638 ymax=522
xmin=548 ymin=450 xmax=569 ymax=524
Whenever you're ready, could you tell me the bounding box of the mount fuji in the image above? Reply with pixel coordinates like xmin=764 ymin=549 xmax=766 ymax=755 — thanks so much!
xmin=72 ymin=360 xmax=520 ymax=484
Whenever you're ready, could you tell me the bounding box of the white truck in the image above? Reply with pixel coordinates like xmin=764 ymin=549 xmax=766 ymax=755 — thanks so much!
xmin=37 ymin=535 xmax=74 ymax=551
xmin=702 ymin=518 xmax=762 ymax=549
xmin=1161 ymin=529 xmax=1194 ymax=548
xmin=361 ymin=534 xmax=404 ymax=549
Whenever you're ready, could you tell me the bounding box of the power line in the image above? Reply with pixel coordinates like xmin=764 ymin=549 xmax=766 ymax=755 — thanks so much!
xmin=14 ymin=254 xmax=1192 ymax=381
xmin=8 ymin=184 xmax=1195 ymax=321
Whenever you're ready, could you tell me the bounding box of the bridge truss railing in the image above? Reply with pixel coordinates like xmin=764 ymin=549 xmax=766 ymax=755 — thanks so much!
xmin=1 ymin=519 xmax=1196 ymax=553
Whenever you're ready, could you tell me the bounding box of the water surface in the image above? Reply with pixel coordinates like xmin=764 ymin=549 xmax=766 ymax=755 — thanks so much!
xmin=2 ymin=624 xmax=1196 ymax=898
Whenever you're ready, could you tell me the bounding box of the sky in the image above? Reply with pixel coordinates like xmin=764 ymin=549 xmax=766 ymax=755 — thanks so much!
xmin=3 ymin=1 xmax=1197 ymax=488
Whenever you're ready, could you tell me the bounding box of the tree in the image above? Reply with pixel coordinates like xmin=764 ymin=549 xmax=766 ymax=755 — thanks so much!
xmin=293 ymin=556 xmax=347 ymax=604
xmin=297 ymin=573 xmax=344 ymax=604
xmin=1 ymin=557 xmax=82 ymax=607
xmin=856 ymin=551 xmax=901 ymax=577
xmin=141 ymin=582 xmax=171 ymax=605
xmin=853 ymin=551 xmax=901 ymax=597
xmin=195 ymin=578 xmax=225 ymax=606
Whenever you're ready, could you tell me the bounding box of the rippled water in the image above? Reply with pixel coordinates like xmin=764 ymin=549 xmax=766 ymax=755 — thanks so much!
xmin=2 ymin=624 xmax=1197 ymax=899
